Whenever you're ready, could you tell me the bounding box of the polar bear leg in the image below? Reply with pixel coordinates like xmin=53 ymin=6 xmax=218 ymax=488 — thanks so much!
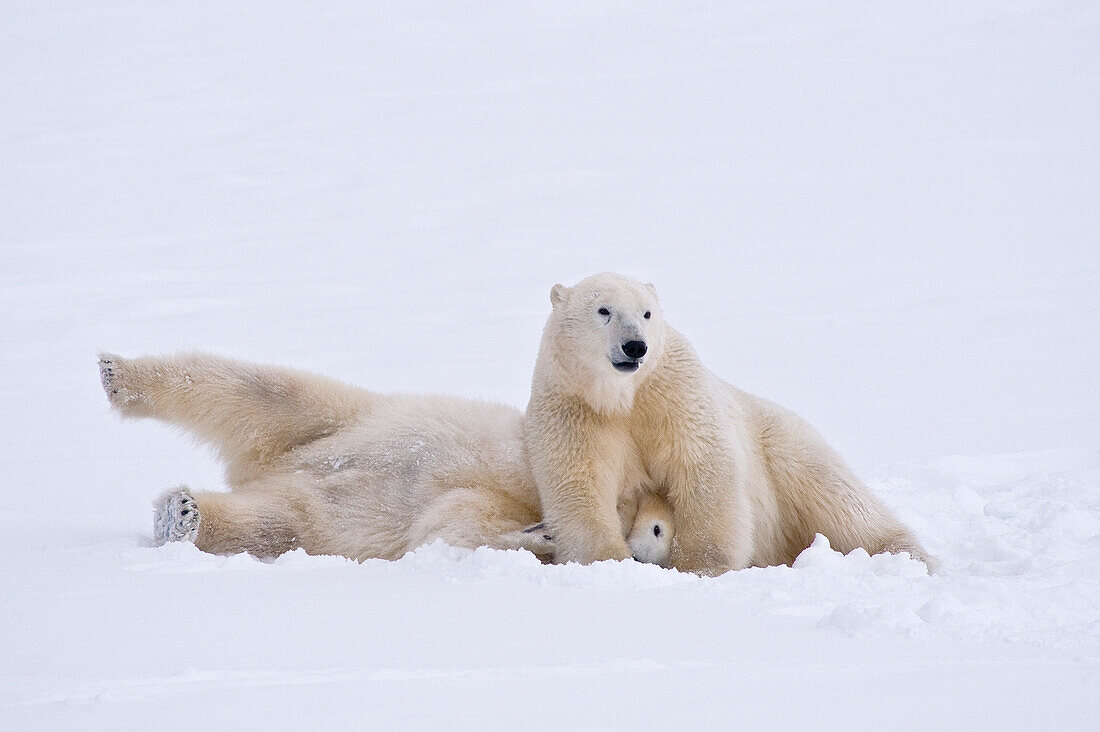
xmin=99 ymin=353 xmax=372 ymax=482
xmin=407 ymin=487 xmax=541 ymax=554
xmin=875 ymin=528 xmax=939 ymax=573
xmin=669 ymin=497 xmax=749 ymax=576
xmin=666 ymin=464 xmax=754 ymax=575
xmin=153 ymin=485 xmax=312 ymax=558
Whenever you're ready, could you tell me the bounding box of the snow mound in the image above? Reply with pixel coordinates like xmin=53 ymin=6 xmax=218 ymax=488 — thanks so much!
xmin=391 ymin=539 xmax=699 ymax=589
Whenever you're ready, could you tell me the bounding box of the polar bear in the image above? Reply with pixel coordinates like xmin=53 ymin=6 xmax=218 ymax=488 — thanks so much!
xmin=98 ymin=352 xmax=671 ymax=565
xmin=524 ymin=273 xmax=933 ymax=575
xmin=622 ymin=492 xmax=676 ymax=568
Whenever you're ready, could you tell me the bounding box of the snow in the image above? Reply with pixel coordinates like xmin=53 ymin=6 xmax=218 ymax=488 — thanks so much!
xmin=2 ymin=1 xmax=1098 ymax=728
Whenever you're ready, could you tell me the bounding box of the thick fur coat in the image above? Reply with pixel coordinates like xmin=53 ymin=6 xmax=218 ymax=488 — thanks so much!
xmin=524 ymin=273 xmax=932 ymax=575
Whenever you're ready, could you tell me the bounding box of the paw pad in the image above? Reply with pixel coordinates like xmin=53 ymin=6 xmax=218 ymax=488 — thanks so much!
xmin=98 ymin=357 xmax=117 ymax=395
xmin=153 ymin=488 xmax=200 ymax=545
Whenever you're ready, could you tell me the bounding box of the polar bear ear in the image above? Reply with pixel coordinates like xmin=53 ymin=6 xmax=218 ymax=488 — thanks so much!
xmin=645 ymin=282 xmax=659 ymax=302
xmin=550 ymin=283 xmax=571 ymax=309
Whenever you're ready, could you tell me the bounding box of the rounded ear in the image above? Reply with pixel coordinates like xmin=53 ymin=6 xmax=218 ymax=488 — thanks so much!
xmin=550 ymin=283 xmax=571 ymax=308
xmin=645 ymin=282 xmax=659 ymax=302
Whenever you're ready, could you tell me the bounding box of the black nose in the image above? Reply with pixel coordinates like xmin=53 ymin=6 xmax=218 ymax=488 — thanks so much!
xmin=622 ymin=340 xmax=647 ymax=359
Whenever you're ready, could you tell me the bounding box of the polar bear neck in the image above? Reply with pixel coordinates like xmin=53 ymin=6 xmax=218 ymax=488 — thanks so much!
xmin=536 ymin=349 xmax=641 ymax=416
xmin=531 ymin=333 xmax=643 ymax=417
xmin=578 ymin=366 xmax=640 ymax=415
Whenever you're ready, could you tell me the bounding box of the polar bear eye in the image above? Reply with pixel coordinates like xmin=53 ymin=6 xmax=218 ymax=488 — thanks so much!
xmin=644 ymin=311 xmax=652 ymax=319
xmin=598 ymin=307 xmax=610 ymax=316
xmin=653 ymin=524 xmax=661 ymax=537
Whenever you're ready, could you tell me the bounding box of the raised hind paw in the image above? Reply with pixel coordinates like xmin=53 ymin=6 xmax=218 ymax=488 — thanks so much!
xmin=153 ymin=487 xmax=200 ymax=545
xmin=98 ymin=353 xmax=143 ymax=410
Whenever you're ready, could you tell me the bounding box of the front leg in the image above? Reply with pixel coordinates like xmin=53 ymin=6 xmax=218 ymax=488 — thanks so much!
xmin=541 ymin=476 xmax=632 ymax=564
xmin=526 ymin=401 xmax=631 ymax=564
xmin=665 ymin=455 xmax=754 ymax=576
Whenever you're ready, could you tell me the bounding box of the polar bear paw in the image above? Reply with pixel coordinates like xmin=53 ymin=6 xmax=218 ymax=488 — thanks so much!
xmin=98 ymin=352 xmax=153 ymax=413
xmin=98 ymin=353 xmax=133 ymax=406
xmin=154 ymin=487 xmax=200 ymax=545
xmin=497 ymin=522 xmax=557 ymax=558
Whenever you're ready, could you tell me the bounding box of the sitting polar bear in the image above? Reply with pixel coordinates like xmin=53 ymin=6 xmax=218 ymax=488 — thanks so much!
xmin=524 ymin=272 xmax=933 ymax=575
xmin=98 ymin=352 xmax=673 ymax=565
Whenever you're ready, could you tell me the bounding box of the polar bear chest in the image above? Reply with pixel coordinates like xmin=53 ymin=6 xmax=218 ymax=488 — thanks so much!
xmin=592 ymin=418 xmax=657 ymax=497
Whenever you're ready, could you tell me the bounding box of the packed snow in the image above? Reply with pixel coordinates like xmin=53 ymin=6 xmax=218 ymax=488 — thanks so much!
xmin=2 ymin=1 xmax=1097 ymax=729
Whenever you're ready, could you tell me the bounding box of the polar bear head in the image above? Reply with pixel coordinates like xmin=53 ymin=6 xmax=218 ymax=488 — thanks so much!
xmin=625 ymin=493 xmax=675 ymax=568
xmin=539 ymin=272 xmax=665 ymax=414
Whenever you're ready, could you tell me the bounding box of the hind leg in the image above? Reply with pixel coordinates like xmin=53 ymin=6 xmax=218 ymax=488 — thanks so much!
xmin=153 ymin=485 xmax=315 ymax=558
xmin=797 ymin=477 xmax=938 ymax=574
xmin=100 ymin=352 xmax=374 ymax=483
xmin=873 ymin=528 xmax=938 ymax=574
xmin=407 ymin=487 xmax=542 ymax=554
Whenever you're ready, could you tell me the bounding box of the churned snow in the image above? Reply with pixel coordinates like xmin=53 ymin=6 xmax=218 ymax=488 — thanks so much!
xmin=1 ymin=1 xmax=1097 ymax=729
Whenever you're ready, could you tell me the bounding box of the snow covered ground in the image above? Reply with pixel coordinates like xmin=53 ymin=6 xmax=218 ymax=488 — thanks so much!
xmin=2 ymin=1 xmax=1097 ymax=728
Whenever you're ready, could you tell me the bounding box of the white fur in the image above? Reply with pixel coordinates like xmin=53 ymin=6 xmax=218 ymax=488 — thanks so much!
xmin=525 ymin=273 xmax=934 ymax=575
xmin=624 ymin=492 xmax=675 ymax=568
xmin=504 ymin=490 xmax=675 ymax=567
xmin=100 ymin=352 xmax=667 ymax=564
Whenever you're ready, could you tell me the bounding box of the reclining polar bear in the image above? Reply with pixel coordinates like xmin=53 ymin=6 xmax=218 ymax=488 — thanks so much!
xmin=98 ymin=352 xmax=672 ymax=565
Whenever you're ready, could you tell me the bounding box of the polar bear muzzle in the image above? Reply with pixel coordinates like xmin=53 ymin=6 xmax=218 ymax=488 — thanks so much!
xmin=612 ymin=339 xmax=647 ymax=372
